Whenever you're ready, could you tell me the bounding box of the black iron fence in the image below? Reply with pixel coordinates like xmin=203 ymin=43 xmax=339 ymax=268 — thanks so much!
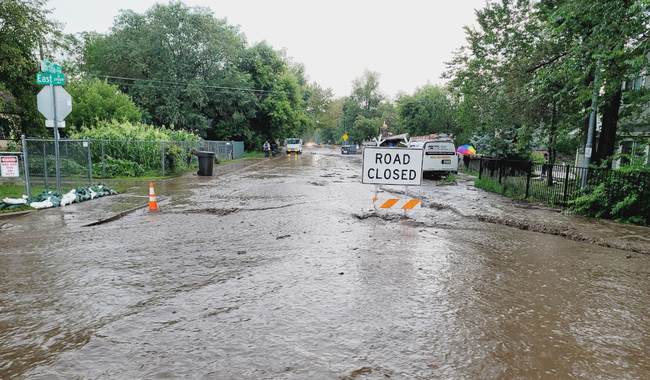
xmin=464 ymin=157 xmax=650 ymax=208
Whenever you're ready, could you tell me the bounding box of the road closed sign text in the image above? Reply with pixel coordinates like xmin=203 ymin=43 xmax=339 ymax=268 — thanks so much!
xmin=1 ymin=156 xmax=20 ymax=177
xmin=362 ymin=147 xmax=423 ymax=185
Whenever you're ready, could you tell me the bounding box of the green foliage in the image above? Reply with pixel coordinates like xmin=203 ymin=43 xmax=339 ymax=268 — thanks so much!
xmin=397 ymin=85 xmax=456 ymax=138
xmin=446 ymin=0 xmax=650 ymax=162
xmin=530 ymin=151 xmax=546 ymax=164
xmin=65 ymin=78 xmax=143 ymax=129
xmin=474 ymin=177 xmax=505 ymax=194
xmin=439 ymin=174 xmax=458 ymax=186
xmin=69 ymin=120 xmax=199 ymax=177
xmin=570 ymin=167 xmax=650 ymax=225
xmin=79 ymin=4 xmax=316 ymax=147
xmin=339 ymin=71 xmax=387 ymax=143
xmin=70 ymin=120 xmax=199 ymax=143
xmin=350 ymin=116 xmax=381 ymax=144
xmin=93 ymin=157 xmax=144 ymax=177
xmin=0 ymin=0 xmax=63 ymax=137
xmin=30 ymin=157 xmax=87 ymax=177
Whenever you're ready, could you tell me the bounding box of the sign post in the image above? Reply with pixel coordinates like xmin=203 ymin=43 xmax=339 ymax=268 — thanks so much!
xmin=36 ymin=60 xmax=72 ymax=193
xmin=362 ymin=146 xmax=424 ymax=212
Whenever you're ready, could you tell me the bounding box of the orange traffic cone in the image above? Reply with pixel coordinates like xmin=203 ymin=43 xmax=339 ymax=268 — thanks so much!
xmin=148 ymin=182 xmax=159 ymax=212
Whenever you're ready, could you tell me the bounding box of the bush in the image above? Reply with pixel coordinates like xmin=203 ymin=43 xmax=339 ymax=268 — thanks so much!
xmin=570 ymin=167 xmax=650 ymax=225
xmin=93 ymin=157 xmax=145 ymax=178
xmin=29 ymin=157 xmax=87 ymax=177
xmin=66 ymin=79 xmax=143 ymax=129
xmin=69 ymin=120 xmax=200 ymax=176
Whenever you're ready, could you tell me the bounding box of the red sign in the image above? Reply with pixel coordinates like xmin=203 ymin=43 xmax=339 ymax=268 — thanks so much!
xmin=0 ymin=156 xmax=19 ymax=177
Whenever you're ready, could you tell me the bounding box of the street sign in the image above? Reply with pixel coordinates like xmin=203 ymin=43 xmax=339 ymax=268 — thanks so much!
xmin=37 ymin=86 xmax=72 ymax=123
xmin=362 ymin=147 xmax=423 ymax=186
xmin=40 ymin=60 xmax=62 ymax=74
xmin=36 ymin=72 xmax=66 ymax=86
xmin=0 ymin=156 xmax=20 ymax=177
xmin=342 ymin=132 xmax=349 ymax=142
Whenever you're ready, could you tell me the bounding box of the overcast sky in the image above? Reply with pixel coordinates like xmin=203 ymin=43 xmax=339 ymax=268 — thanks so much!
xmin=49 ymin=0 xmax=484 ymax=98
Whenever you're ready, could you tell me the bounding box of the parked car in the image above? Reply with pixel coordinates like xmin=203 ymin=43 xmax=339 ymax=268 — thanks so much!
xmin=341 ymin=144 xmax=359 ymax=155
xmin=409 ymin=135 xmax=458 ymax=175
xmin=286 ymin=138 xmax=303 ymax=154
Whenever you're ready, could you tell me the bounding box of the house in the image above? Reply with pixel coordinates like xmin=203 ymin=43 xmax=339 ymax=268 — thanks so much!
xmin=614 ymin=72 xmax=650 ymax=168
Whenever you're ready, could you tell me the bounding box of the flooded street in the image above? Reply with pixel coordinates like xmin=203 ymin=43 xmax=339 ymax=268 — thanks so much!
xmin=1 ymin=147 xmax=650 ymax=379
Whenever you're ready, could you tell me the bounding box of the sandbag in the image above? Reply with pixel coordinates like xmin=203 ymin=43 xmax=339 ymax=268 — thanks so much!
xmin=60 ymin=189 xmax=77 ymax=207
xmin=30 ymin=197 xmax=55 ymax=209
xmin=2 ymin=195 xmax=28 ymax=205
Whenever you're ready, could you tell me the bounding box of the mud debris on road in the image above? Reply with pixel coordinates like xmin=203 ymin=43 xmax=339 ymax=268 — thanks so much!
xmin=1 ymin=147 xmax=650 ymax=379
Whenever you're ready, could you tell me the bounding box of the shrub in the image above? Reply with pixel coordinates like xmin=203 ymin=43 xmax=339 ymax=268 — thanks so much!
xmin=69 ymin=120 xmax=200 ymax=176
xmin=29 ymin=157 xmax=87 ymax=177
xmin=66 ymin=79 xmax=143 ymax=129
xmin=570 ymin=167 xmax=650 ymax=225
xmin=93 ymin=157 xmax=145 ymax=178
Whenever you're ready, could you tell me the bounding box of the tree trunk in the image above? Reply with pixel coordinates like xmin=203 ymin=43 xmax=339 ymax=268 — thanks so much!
xmin=547 ymin=101 xmax=557 ymax=187
xmin=594 ymin=85 xmax=622 ymax=167
xmin=581 ymin=71 xmax=595 ymax=147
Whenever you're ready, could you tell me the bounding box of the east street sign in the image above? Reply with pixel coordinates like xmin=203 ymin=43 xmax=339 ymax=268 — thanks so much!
xmin=36 ymin=72 xmax=66 ymax=86
xmin=362 ymin=147 xmax=424 ymax=186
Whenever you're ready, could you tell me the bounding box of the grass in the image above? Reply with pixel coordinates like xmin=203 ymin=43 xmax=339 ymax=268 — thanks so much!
xmin=438 ymin=173 xmax=458 ymax=186
xmin=219 ymin=151 xmax=265 ymax=163
xmin=474 ymin=177 xmax=505 ymax=194
xmin=238 ymin=151 xmax=265 ymax=159
xmin=475 ymin=175 xmax=569 ymax=206
xmin=0 ymin=204 xmax=32 ymax=215
xmin=0 ymin=183 xmax=44 ymax=199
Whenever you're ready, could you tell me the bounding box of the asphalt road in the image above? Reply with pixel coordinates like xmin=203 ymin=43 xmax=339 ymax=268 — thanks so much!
xmin=1 ymin=147 xmax=649 ymax=379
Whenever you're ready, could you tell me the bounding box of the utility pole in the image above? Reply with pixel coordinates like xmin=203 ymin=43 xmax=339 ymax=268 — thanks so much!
xmin=581 ymin=64 xmax=600 ymax=188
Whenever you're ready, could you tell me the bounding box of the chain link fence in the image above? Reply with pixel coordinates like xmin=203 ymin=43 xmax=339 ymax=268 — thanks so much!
xmin=1 ymin=137 xmax=245 ymax=198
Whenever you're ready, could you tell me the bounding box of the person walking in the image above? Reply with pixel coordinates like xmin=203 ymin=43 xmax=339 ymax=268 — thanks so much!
xmin=263 ymin=140 xmax=271 ymax=158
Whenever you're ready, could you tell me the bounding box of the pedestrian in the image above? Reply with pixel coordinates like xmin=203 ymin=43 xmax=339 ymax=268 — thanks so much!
xmin=541 ymin=152 xmax=549 ymax=177
xmin=463 ymin=154 xmax=470 ymax=170
xmin=263 ymin=140 xmax=271 ymax=158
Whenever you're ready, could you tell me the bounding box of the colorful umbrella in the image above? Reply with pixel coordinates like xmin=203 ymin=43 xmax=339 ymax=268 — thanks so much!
xmin=456 ymin=144 xmax=476 ymax=155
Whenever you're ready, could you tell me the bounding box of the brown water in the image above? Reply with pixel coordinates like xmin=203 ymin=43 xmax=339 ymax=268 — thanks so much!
xmin=1 ymin=148 xmax=649 ymax=379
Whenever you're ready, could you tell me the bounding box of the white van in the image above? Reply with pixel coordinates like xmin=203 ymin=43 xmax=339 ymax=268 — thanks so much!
xmin=409 ymin=137 xmax=458 ymax=175
xmin=286 ymin=138 xmax=303 ymax=154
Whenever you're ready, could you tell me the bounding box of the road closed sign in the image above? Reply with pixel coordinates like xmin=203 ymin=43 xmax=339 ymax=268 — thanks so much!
xmin=362 ymin=147 xmax=423 ymax=185
xmin=1 ymin=156 xmax=20 ymax=177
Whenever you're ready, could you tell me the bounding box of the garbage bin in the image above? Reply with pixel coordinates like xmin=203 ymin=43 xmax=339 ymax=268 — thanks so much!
xmin=195 ymin=151 xmax=215 ymax=176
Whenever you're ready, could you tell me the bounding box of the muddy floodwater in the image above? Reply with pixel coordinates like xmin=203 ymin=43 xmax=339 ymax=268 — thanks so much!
xmin=1 ymin=147 xmax=649 ymax=379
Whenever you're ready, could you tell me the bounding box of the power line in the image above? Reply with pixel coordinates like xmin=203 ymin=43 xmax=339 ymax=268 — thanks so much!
xmin=96 ymin=75 xmax=278 ymax=94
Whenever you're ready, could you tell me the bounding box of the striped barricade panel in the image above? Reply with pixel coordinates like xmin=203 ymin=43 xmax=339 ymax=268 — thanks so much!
xmin=372 ymin=197 xmax=421 ymax=210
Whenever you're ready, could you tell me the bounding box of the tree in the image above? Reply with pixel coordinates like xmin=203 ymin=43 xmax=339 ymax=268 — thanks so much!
xmin=447 ymin=0 xmax=650 ymax=165
xmin=350 ymin=70 xmax=383 ymax=119
xmin=82 ymin=2 xmax=254 ymax=135
xmin=0 ymin=0 xmax=62 ymax=137
xmin=65 ymin=78 xmax=143 ymax=129
xmin=396 ymin=85 xmax=456 ymax=138
xmin=317 ymin=98 xmax=343 ymax=144
xmin=339 ymin=71 xmax=386 ymax=143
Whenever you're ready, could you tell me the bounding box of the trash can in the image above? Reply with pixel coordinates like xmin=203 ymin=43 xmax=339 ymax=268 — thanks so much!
xmin=195 ymin=151 xmax=215 ymax=176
